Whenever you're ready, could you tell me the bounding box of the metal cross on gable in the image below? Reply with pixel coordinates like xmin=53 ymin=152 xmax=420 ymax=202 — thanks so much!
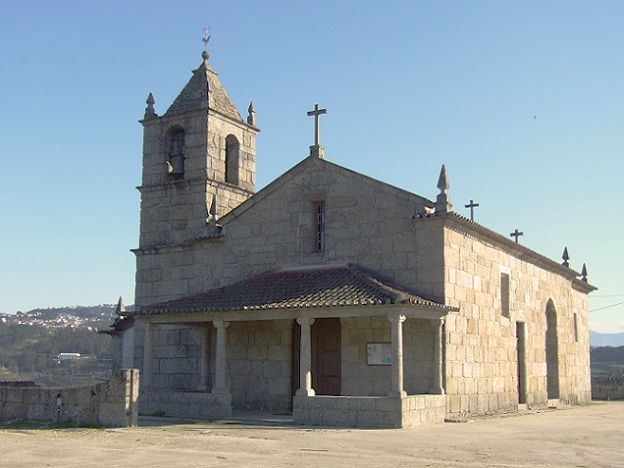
xmin=510 ymin=228 xmax=524 ymax=243
xmin=465 ymin=199 xmax=479 ymax=222
xmin=307 ymin=104 xmax=327 ymax=147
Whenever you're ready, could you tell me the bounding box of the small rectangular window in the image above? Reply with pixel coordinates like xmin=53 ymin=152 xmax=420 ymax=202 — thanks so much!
xmin=501 ymin=273 xmax=510 ymax=318
xmin=314 ymin=201 xmax=325 ymax=252
xmin=573 ymin=313 xmax=578 ymax=342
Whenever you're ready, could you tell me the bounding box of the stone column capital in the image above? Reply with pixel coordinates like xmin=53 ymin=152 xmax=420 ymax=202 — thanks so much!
xmin=296 ymin=317 xmax=315 ymax=327
xmin=213 ymin=320 xmax=230 ymax=329
xmin=387 ymin=312 xmax=406 ymax=324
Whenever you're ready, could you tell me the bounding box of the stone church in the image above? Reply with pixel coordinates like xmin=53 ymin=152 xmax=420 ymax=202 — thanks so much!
xmin=109 ymin=46 xmax=595 ymax=428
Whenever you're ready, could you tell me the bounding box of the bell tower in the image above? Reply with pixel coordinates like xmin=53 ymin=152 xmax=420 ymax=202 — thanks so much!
xmin=138 ymin=48 xmax=259 ymax=248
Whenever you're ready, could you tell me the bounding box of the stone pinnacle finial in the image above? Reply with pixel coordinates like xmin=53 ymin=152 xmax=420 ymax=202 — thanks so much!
xmin=207 ymin=194 xmax=217 ymax=224
xmin=206 ymin=194 xmax=223 ymax=236
xmin=581 ymin=263 xmax=588 ymax=282
xmin=247 ymin=101 xmax=256 ymax=126
xmin=435 ymin=164 xmax=452 ymax=214
xmin=437 ymin=164 xmax=449 ymax=192
xmin=562 ymin=247 xmax=570 ymax=267
xmin=115 ymin=296 xmax=126 ymax=316
xmin=144 ymin=92 xmax=157 ymax=119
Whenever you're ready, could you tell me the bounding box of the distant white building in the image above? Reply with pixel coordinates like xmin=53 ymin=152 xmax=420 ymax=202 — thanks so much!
xmin=57 ymin=353 xmax=81 ymax=361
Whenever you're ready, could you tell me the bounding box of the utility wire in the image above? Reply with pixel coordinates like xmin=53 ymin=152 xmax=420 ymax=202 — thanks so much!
xmin=589 ymin=301 xmax=624 ymax=313
xmin=592 ymin=293 xmax=624 ymax=298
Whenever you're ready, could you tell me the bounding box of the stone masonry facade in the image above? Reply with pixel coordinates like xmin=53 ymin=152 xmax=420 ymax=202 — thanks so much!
xmin=440 ymin=218 xmax=591 ymax=415
xmin=128 ymin=50 xmax=594 ymax=422
xmin=133 ymin=155 xmax=593 ymax=417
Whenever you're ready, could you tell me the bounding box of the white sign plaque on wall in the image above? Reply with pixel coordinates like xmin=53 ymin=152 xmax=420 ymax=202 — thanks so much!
xmin=367 ymin=342 xmax=392 ymax=366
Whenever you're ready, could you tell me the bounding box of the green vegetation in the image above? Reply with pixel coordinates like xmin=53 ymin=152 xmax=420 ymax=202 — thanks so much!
xmin=0 ymin=306 xmax=115 ymax=387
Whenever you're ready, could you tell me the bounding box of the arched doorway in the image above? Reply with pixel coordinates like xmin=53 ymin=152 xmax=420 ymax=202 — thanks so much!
xmin=545 ymin=300 xmax=560 ymax=399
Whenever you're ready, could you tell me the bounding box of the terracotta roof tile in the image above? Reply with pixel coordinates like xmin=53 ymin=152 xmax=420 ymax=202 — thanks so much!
xmin=137 ymin=264 xmax=455 ymax=315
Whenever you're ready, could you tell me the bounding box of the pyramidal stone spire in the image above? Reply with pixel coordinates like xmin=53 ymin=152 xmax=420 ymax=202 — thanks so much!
xmin=581 ymin=263 xmax=588 ymax=282
xmin=435 ymin=164 xmax=452 ymax=214
xmin=144 ymin=92 xmax=157 ymax=119
xmin=164 ymin=50 xmax=243 ymax=122
xmin=562 ymin=247 xmax=570 ymax=267
xmin=115 ymin=296 xmax=126 ymax=316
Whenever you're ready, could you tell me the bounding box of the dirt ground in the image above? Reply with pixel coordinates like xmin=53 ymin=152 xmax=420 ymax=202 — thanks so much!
xmin=1 ymin=402 xmax=623 ymax=468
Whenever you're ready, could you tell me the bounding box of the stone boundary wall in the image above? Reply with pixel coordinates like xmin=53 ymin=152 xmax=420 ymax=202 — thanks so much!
xmin=592 ymin=383 xmax=624 ymax=400
xmin=140 ymin=390 xmax=231 ymax=419
xmin=0 ymin=369 xmax=139 ymax=427
xmin=293 ymin=394 xmax=446 ymax=428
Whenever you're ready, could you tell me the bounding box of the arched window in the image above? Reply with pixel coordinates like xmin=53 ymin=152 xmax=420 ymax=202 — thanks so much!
xmin=167 ymin=128 xmax=185 ymax=180
xmin=225 ymin=134 xmax=239 ymax=185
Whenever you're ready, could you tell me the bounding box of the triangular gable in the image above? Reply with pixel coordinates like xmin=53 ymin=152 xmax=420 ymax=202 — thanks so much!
xmin=219 ymin=156 xmax=434 ymax=225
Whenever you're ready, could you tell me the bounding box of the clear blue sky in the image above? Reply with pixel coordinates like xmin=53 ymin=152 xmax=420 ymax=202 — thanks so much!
xmin=1 ymin=1 xmax=622 ymax=333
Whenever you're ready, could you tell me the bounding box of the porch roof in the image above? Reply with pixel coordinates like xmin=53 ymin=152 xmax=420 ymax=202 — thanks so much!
xmin=135 ymin=264 xmax=457 ymax=316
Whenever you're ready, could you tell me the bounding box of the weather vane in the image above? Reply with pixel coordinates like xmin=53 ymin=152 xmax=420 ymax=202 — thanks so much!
xmin=202 ymin=26 xmax=211 ymax=50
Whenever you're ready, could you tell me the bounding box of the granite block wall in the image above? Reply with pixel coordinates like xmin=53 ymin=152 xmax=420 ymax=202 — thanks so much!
xmin=341 ymin=316 xmax=434 ymax=396
xmin=0 ymin=369 xmax=139 ymax=427
xmin=443 ymin=222 xmax=592 ymax=416
xmin=293 ymin=394 xmax=445 ymax=428
xmin=227 ymin=320 xmax=292 ymax=412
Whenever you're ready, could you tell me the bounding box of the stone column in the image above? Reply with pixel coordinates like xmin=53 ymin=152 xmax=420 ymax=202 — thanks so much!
xmin=211 ymin=320 xmax=230 ymax=394
xmin=388 ymin=313 xmax=407 ymax=398
xmin=295 ymin=317 xmax=316 ymax=396
xmin=142 ymin=320 xmax=153 ymax=389
xmin=430 ymin=318 xmax=446 ymax=394
xmin=198 ymin=325 xmax=209 ymax=392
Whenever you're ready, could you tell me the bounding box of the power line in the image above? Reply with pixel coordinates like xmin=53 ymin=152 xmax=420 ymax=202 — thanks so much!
xmin=592 ymin=293 xmax=624 ymax=298
xmin=589 ymin=301 xmax=624 ymax=313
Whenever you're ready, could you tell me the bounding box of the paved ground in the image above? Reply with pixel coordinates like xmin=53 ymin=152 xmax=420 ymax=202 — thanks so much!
xmin=1 ymin=402 xmax=623 ymax=467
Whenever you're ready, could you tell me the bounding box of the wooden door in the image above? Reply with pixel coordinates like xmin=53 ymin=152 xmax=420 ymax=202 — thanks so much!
xmin=312 ymin=318 xmax=341 ymax=395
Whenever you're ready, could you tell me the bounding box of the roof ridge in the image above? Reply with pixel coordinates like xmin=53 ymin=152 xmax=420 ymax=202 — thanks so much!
xmin=346 ymin=264 xmax=403 ymax=304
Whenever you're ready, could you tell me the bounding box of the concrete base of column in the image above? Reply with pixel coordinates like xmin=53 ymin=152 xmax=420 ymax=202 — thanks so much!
xmin=387 ymin=390 xmax=407 ymax=398
xmin=296 ymin=388 xmax=316 ymax=396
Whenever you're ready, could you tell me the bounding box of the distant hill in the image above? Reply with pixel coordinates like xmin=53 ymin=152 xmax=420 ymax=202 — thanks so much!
xmin=0 ymin=304 xmax=120 ymax=387
xmin=590 ymin=331 xmax=624 ymax=347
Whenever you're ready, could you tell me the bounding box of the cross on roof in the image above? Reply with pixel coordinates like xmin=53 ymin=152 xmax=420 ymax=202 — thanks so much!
xmin=307 ymin=104 xmax=327 ymax=147
xmin=510 ymin=228 xmax=524 ymax=243
xmin=464 ymin=199 xmax=479 ymax=222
